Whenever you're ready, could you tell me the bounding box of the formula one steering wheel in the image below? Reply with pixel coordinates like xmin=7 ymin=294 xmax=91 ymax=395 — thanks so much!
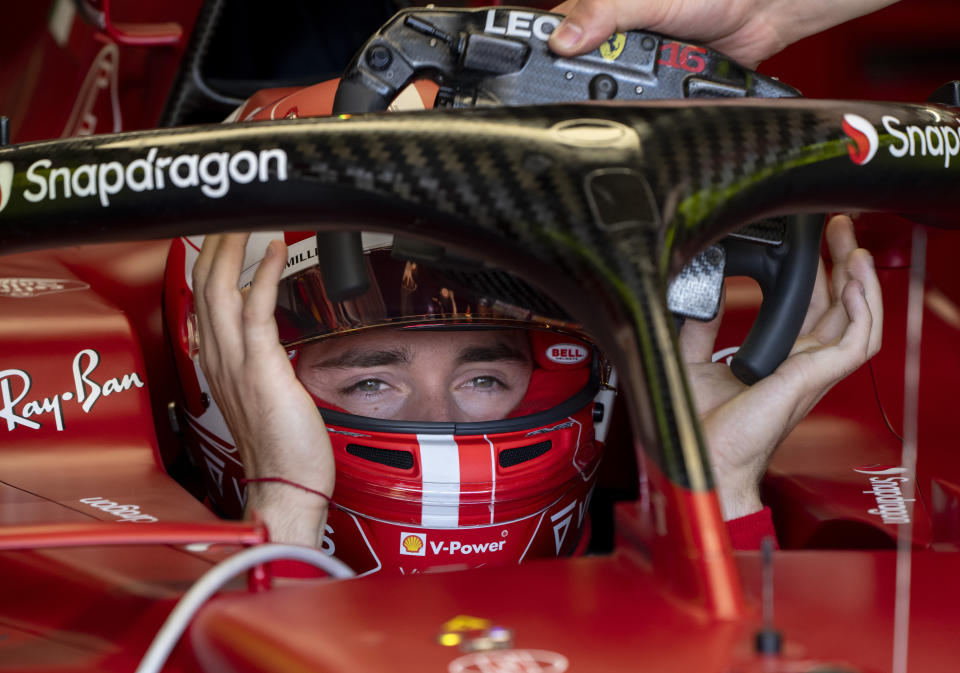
xmin=332 ymin=6 xmax=823 ymax=384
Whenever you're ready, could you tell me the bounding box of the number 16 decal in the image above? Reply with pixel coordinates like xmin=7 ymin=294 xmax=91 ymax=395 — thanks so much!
xmin=658 ymin=41 xmax=707 ymax=73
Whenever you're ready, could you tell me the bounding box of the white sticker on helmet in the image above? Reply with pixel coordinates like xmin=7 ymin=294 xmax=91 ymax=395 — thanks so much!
xmin=418 ymin=434 xmax=461 ymax=528
xmin=545 ymin=343 xmax=588 ymax=365
xmin=399 ymin=531 xmax=427 ymax=556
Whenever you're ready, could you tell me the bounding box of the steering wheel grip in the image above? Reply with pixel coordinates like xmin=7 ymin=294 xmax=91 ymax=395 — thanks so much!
xmin=724 ymin=214 xmax=825 ymax=384
xmin=333 ymin=78 xmax=396 ymax=116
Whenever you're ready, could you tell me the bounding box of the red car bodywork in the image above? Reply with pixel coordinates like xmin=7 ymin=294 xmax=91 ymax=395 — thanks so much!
xmin=1 ymin=2 xmax=960 ymax=672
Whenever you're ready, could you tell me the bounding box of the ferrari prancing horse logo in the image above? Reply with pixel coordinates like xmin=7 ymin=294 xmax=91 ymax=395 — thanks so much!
xmin=599 ymin=33 xmax=626 ymax=61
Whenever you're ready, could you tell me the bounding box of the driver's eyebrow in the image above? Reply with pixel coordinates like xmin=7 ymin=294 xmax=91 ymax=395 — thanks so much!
xmin=312 ymin=348 xmax=411 ymax=370
xmin=456 ymin=342 xmax=529 ymax=365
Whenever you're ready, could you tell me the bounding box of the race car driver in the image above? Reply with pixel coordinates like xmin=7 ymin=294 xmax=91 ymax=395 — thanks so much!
xmin=184 ymin=0 xmax=885 ymax=567
xmin=192 ymin=215 xmax=881 ymax=555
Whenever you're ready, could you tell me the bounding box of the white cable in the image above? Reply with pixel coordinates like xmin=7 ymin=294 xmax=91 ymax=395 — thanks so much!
xmin=892 ymin=225 xmax=926 ymax=673
xmin=135 ymin=544 xmax=355 ymax=673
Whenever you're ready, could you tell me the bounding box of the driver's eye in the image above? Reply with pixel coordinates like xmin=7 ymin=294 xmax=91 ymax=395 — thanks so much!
xmin=344 ymin=379 xmax=387 ymax=395
xmin=463 ymin=376 xmax=503 ymax=391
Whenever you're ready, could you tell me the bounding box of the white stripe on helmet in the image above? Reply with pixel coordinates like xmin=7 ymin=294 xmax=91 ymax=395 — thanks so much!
xmin=418 ymin=433 xmax=461 ymax=527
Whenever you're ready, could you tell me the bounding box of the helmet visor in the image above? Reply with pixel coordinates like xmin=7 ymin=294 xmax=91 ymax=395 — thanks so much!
xmin=262 ymin=234 xmax=578 ymax=346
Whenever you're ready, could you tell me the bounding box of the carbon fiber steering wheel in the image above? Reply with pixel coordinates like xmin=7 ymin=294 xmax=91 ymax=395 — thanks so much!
xmin=332 ymin=6 xmax=823 ymax=384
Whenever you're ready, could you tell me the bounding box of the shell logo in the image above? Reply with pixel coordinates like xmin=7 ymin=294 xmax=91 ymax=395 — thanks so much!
xmin=400 ymin=531 xmax=426 ymax=556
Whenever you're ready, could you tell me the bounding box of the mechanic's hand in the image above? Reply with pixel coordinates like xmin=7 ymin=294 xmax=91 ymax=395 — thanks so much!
xmin=193 ymin=233 xmax=335 ymax=546
xmin=679 ymin=215 xmax=882 ymax=520
xmin=549 ymin=0 xmax=899 ymax=68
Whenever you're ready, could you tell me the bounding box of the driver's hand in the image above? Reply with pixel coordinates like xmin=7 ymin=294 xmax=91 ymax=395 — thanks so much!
xmin=679 ymin=215 xmax=882 ymax=520
xmin=549 ymin=0 xmax=899 ymax=69
xmin=193 ymin=233 xmax=335 ymax=546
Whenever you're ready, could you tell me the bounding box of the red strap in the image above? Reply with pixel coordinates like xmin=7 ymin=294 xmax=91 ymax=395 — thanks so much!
xmin=241 ymin=477 xmax=334 ymax=506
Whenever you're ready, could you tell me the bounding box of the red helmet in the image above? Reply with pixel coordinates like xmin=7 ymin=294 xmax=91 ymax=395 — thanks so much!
xmin=163 ymin=82 xmax=616 ymax=575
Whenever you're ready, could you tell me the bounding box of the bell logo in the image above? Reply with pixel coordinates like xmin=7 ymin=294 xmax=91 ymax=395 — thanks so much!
xmin=546 ymin=344 xmax=588 ymax=365
xmin=400 ymin=532 xmax=426 ymax=556
xmin=842 ymin=114 xmax=879 ymax=166
xmin=0 ymin=161 xmax=13 ymax=213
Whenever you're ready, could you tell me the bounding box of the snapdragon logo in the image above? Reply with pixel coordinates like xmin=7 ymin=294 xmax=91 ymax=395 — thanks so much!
xmin=853 ymin=464 xmax=907 ymax=475
xmin=855 ymin=465 xmax=912 ymax=525
xmin=844 ymin=112 xmax=960 ymax=168
xmin=882 ymin=114 xmax=960 ymax=168
xmin=23 ymin=147 xmax=287 ymax=208
xmin=0 ymin=161 xmax=13 ymax=213
xmin=842 ymin=114 xmax=879 ymax=166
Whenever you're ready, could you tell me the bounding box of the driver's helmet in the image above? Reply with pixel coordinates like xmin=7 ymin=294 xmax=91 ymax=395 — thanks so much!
xmin=163 ymin=80 xmax=615 ymax=575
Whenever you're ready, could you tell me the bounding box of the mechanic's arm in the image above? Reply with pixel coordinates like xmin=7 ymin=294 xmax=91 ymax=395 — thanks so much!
xmin=679 ymin=215 xmax=882 ymax=520
xmin=193 ymin=233 xmax=335 ymax=546
xmin=549 ymin=0 xmax=900 ymax=68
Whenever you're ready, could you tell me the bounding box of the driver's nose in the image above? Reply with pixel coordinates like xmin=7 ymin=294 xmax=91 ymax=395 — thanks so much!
xmin=401 ymin=387 xmax=459 ymax=423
